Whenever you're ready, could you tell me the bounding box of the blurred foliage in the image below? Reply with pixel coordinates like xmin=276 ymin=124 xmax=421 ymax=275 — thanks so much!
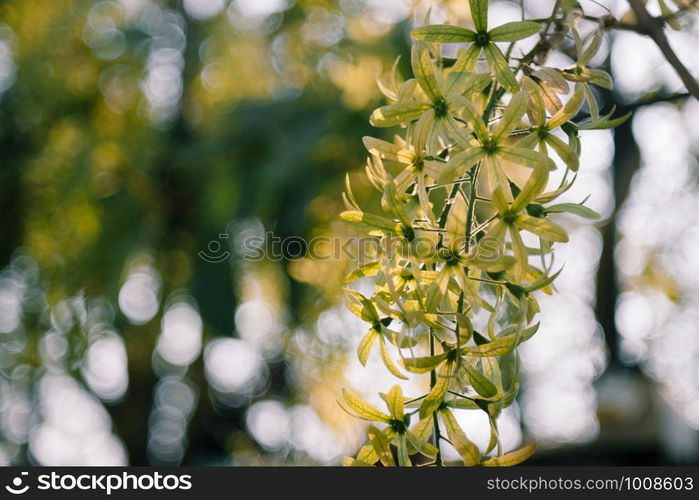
xmin=0 ymin=0 xmax=417 ymax=465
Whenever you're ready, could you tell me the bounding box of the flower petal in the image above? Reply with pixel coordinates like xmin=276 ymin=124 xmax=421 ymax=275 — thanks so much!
xmin=484 ymin=43 xmax=518 ymax=92
xmin=469 ymin=0 xmax=489 ymax=32
xmin=489 ymin=21 xmax=541 ymax=42
xmin=411 ymin=24 xmax=476 ymax=43
xmin=492 ymin=91 xmax=529 ymax=143
xmin=411 ymin=41 xmax=442 ymax=103
xmin=515 ymin=214 xmax=569 ymax=242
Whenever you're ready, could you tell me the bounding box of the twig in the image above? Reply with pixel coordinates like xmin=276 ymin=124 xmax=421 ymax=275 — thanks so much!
xmin=429 ymin=329 xmax=443 ymax=466
xmin=627 ymin=0 xmax=699 ymax=99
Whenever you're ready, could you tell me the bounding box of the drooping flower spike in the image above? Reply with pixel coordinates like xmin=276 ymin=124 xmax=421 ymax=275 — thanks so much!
xmin=340 ymin=0 xmax=628 ymax=467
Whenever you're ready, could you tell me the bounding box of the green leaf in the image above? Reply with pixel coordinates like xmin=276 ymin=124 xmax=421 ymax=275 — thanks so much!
xmin=489 ymin=21 xmax=541 ymax=42
xmin=484 ymin=219 xmax=507 ymax=250
xmin=469 ymin=0 xmax=489 ymax=32
xmin=547 ymin=84 xmax=584 ymax=129
xmin=367 ymin=426 xmax=396 ymax=466
xmin=498 ymin=146 xmax=556 ymax=171
xmin=382 ymin=177 xmax=413 ymax=228
xmin=342 ymin=457 xmax=375 ymax=467
xmin=440 ymin=408 xmax=481 ymax=466
xmin=344 ymin=288 xmax=380 ymax=322
xmin=446 ymin=46 xmax=482 ymax=83
xmin=482 ymin=357 xmax=503 ymax=393
xmin=379 ymin=335 xmax=408 ymax=380
xmin=419 ymin=360 xmax=453 ymax=419
xmin=357 ymin=329 xmax=378 ymax=366
xmin=511 ymin=164 xmax=549 ymax=212
xmin=461 ymin=334 xmax=517 ymax=357
xmin=401 ymin=353 xmax=447 ymax=374
xmin=440 ymin=112 xmax=473 ymax=151
xmin=501 ymin=382 xmax=521 ymax=408
xmin=482 ymin=444 xmax=536 ymax=466
xmin=510 ymin=227 xmax=528 ymax=281
xmin=342 ymin=389 xmax=391 ymax=422
xmin=370 ymin=102 xmax=431 ymax=127
xmin=377 ymin=55 xmax=402 ymax=101
xmin=424 ymin=266 xmax=451 ymax=313
xmin=579 ymin=30 xmax=601 ymax=66
xmin=345 ymin=261 xmax=380 ymax=283
xmin=525 ymin=266 xmax=563 ymax=293
xmin=411 ymin=41 xmax=442 ymax=103
xmin=445 ymin=72 xmax=491 ymax=99
xmin=362 ymin=136 xmax=406 ymax=163
xmin=410 ymin=416 xmax=434 ymax=443
xmin=343 ymin=173 xmax=360 ymax=211
xmin=515 ymin=214 xmax=569 ymax=242
xmin=577 ymin=107 xmax=631 ymax=130
xmin=344 ymin=295 xmax=368 ymax=321
xmin=385 ymin=384 xmax=405 ymax=419
xmin=382 ymin=325 xmax=418 ymax=348
xmin=491 ymin=185 xmax=509 ymax=214
xmin=492 ymin=91 xmax=529 ymax=143
xmin=465 ymin=365 xmax=498 ymax=398
xmin=538 ymin=79 xmax=564 ymax=114
xmin=582 ymin=82 xmax=599 ymax=121
xmin=397 ymin=434 xmax=411 ymax=466
xmin=413 ymin=108 xmax=435 ymax=153
xmin=340 ymin=211 xmax=402 ymax=235
xmin=483 ymin=44 xmax=518 ymax=93
xmin=406 ymin=430 xmax=439 ymax=458
xmin=411 ymin=25 xmax=476 ymax=43
xmin=544 ymin=133 xmax=579 ymax=171
xmin=521 ymin=76 xmax=546 ymax=126
xmin=545 ymin=202 xmax=600 ymax=219
xmin=445 ymin=191 xmax=467 ymax=250
xmin=467 ymin=254 xmax=516 ymax=273
xmin=486 ymin=419 xmax=500 ymax=453
xmin=449 ymin=94 xmax=489 ymax=142
xmin=587 ymin=68 xmax=613 ymax=89
xmin=354 ymin=442 xmax=379 ymax=466
xmin=597 ymin=111 xmax=632 ymax=130
xmin=519 ymin=322 xmax=540 ymax=343
xmin=532 ymin=67 xmax=569 ymax=93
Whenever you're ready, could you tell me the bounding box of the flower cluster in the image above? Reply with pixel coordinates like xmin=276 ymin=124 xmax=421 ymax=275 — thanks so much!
xmin=340 ymin=0 xmax=627 ymax=467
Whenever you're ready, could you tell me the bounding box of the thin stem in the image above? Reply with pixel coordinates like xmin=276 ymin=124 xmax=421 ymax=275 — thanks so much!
xmin=464 ymin=163 xmax=480 ymax=254
xmin=471 ymin=214 xmax=498 ymax=235
xmin=583 ymin=2 xmax=699 ymax=99
xmin=543 ymin=0 xmax=562 ymax=36
xmin=405 ymin=395 xmax=427 ymax=405
xmin=448 ymin=390 xmax=475 ymax=400
xmin=628 ymin=0 xmax=699 ymax=100
xmin=429 ymin=328 xmax=443 ymax=466
xmin=469 ymin=276 xmax=507 ymax=285
xmin=426 ymin=176 xmax=472 ymax=192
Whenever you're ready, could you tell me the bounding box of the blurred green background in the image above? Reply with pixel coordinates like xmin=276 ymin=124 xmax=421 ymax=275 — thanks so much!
xmin=1 ymin=0 xmax=699 ymax=465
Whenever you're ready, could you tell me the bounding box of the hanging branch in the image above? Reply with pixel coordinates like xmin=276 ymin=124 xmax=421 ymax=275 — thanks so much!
xmin=627 ymin=0 xmax=699 ymax=99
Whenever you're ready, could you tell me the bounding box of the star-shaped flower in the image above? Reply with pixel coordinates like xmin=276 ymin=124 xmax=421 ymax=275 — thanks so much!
xmin=518 ymin=78 xmax=585 ymax=171
xmin=429 ymin=91 xmax=555 ymax=200
xmin=370 ymin=41 xmax=491 ymax=142
xmin=341 ymin=385 xmax=438 ymax=466
xmin=486 ymin=166 xmax=568 ymax=280
xmin=411 ymin=0 xmax=541 ymax=92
